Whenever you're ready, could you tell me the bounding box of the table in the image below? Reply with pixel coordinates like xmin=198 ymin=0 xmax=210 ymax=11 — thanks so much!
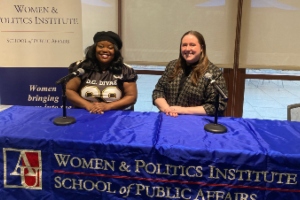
xmin=0 ymin=106 xmax=300 ymax=200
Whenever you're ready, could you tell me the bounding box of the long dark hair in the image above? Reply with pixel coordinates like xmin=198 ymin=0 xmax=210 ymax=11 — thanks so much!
xmin=170 ymin=30 xmax=209 ymax=86
xmin=79 ymin=43 xmax=124 ymax=75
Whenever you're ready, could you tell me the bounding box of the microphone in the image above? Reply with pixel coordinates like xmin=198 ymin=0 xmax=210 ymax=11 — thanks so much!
xmin=56 ymin=68 xmax=85 ymax=85
xmin=204 ymin=73 xmax=228 ymax=101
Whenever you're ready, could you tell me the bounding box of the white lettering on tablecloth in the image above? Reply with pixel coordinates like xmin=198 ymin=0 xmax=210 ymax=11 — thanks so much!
xmin=54 ymin=153 xmax=115 ymax=171
xmin=135 ymin=159 xmax=203 ymax=177
xmin=208 ymin=165 xmax=297 ymax=185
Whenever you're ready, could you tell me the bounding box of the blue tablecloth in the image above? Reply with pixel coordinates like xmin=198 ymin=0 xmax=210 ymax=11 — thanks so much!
xmin=0 ymin=106 xmax=300 ymax=200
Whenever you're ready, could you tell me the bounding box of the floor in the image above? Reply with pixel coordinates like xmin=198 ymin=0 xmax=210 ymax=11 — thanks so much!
xmin=243 ymin=79 xmax=300 ymax=120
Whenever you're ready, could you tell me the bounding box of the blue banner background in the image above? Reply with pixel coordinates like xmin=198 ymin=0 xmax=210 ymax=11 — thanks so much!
xmin=0 ymin=67 xmax=71 ymax=107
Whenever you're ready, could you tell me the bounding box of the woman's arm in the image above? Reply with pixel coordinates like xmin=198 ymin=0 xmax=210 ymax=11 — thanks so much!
xmin=154 ymin=99 xmax=207 ymax=116
xmin=66 ymin=77 xmax=94 ymax=111
xmin=152 ymin=60 xmax=176 ymax=106
xmin=155 ymin=98 xmax=184 ymax=117
xmin=154 ymin=98 xmax=207 ymax=116
xmin=169 ymin=106 xmax=207 ymax=115
xmin=154 ymin=98 xmax=170 ymax=112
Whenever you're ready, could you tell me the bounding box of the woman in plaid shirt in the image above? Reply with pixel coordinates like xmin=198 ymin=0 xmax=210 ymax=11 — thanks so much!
xmin=152 ymin=30 xmax=228 ymax=117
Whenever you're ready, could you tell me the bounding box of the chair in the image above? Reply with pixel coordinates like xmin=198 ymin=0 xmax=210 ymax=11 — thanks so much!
xmin=287 ymin=103 xmax=300 ymax=121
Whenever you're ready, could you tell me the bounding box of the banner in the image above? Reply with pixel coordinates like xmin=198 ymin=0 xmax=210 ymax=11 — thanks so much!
xmin=0 ymin=67 xmax=70 ymax=107
xmin=0 ymin=0 xmax=82 ymax=107
xmin=0 ymin=0 xmax=83 ymax=67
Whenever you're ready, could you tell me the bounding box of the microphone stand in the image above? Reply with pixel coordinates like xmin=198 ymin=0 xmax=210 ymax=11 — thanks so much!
xmin=204 ymin=93 xmax=227 ymax=133
xmin=53 ymin=79 xmax=76 ymax=126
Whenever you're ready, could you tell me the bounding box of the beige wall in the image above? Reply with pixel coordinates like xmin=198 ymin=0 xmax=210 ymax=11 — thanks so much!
xmin=122 ymin=0 xmax=237 ymax=68
xmin=1 ymin=0 xmax=299 ymax=70
xmin=239 ymin=0 xmax=300 ymax=70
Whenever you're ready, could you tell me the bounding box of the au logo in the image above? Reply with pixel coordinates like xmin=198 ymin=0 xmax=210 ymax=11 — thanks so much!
xmin=3 ymin=148 xmax=42 ymax=189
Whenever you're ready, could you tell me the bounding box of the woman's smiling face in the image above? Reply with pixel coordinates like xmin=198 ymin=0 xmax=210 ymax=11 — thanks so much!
xmin=180 ymin=34 xmax=202 ymax=64
xmin=95 ymin=40 xmax=115 ymax=65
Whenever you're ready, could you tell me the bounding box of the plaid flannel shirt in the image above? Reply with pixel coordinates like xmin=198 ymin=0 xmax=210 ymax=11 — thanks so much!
xmin=152 ymin=59 xmax=228 ymax=115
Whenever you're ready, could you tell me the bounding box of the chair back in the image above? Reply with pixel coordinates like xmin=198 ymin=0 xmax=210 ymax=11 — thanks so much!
xmin=287 ymin=103 xmax=300 ymax=121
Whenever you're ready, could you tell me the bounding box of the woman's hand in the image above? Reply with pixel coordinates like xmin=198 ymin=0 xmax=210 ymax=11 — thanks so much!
xmin=163 ymin=107 xmax=179 ymax=117
xmin=88 ymin=102 xmax=111 ymax=114
xmin=163 ymin=106 xmax=186 ymax=117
